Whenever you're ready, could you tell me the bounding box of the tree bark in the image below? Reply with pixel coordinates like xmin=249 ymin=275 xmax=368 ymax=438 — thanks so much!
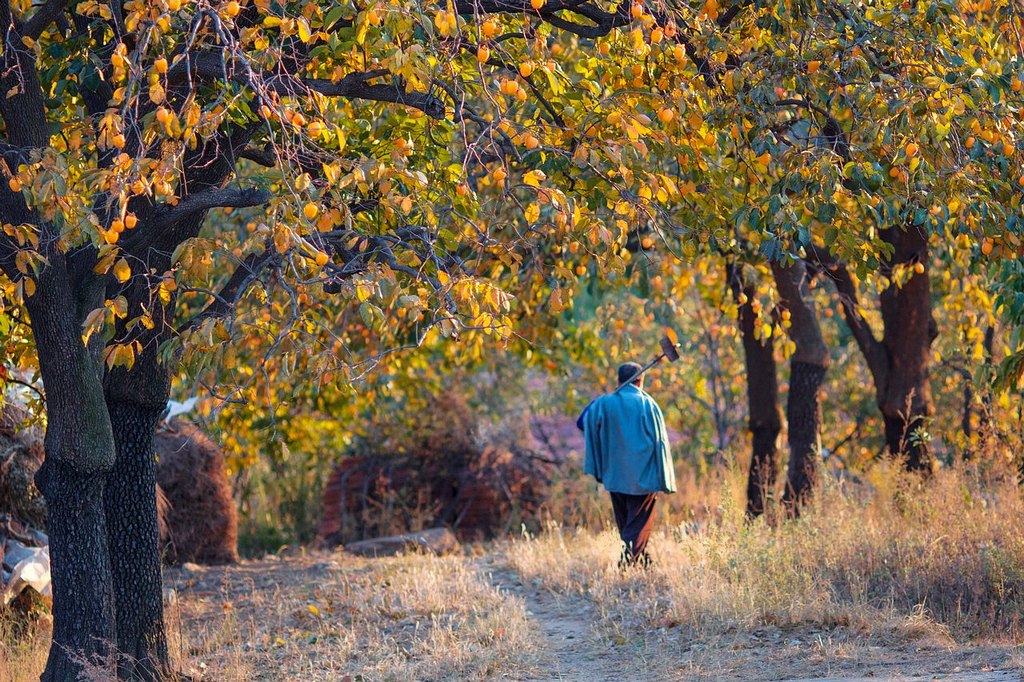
xmin=97 ymin=129 xmax=244 ymax=676
xmin=771 ymin=260 xmax=830 ymax=516
xmin=726 ymin=262 xmax=783 ymax=518
xmin=104 ymin=401 xmax=169 ymax=681
xmin=819 ymin=226 xmax=936 ymax=472
xmin=36 ymin=460 xmax=116 ymax=682
xmin=102 ymin=269 xmax=176 ymax=680
xmin=877 ymin=226 xmax=935 ymax=471
xmin=782 ymin=360 xmax=827 ymax=511
xmin=23 ymin=260 xmax=118 ymax=681
xmin=978 ymin=325 xmax=995 ymax=447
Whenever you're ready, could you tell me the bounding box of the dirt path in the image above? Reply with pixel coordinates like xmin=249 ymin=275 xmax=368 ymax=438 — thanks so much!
xmin=479 ymin=558 xmax=1022 ymax=682
xmin=479 ymin=558 xmax=666 ymax=681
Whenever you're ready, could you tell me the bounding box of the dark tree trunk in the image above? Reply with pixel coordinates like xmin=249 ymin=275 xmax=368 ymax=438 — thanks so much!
xmin=782 ymin=361 xmax=827 ymax=512
xmin=727 ymin=262 xmax=783 ymax=518
xmin=979 ymin=326 xmax=995 ymax=444
xmin=877 ymin=226 xmax=935 ymax=471
xmin=36 ymin=461 xmax=117 ymax=681
xmin=771 ymin=260 xmax=830 ymax=517
xmin=102 ymin=275 xmax=176 ymax=679
xmin=814 ymin=224 xmax=936 ymax=473
xmin=23 ymin=263 xmax=118 ymax=681
xmin=105 ymin=401 xmax=170 ymax=680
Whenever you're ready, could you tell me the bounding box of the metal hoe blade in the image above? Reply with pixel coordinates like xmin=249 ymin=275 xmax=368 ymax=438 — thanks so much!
xmin=660 ymin=335 xmax=680 ymax=362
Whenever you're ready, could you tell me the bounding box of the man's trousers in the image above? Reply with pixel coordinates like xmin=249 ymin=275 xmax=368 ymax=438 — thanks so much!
xmin=609 ymin=491 xmax=658 ymax=567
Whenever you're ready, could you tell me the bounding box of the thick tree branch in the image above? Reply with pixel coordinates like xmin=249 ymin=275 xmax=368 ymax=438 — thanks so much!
xmin=774 ymin=99 xmax=851 ymax=162
xmin=717 ymin=0 xmax=752 ymax=29
xmin=452 ymin=0 xmax=738 ymax=85
xmin=23 ymin=0 xmax=69 ymax=39
xmin=146 ymin=187 xmax=271 ymax=232
xmin=240 ymin=146 xmax=277 ymax=168
xmin=187 ymin=246 xmax=277 ymax=329
xmin=807 ymin=246 xmax=888 ymax=385
xmin=186 ymin=53 xmax=446 ymax=119
xmin=771 ymin=258 xmax=829 ymax=367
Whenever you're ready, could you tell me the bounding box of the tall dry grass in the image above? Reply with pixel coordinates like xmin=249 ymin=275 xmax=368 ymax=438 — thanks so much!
xmin=507 ymin=458 xmax=1024 ymax=645
xmin=0 ymin=617 xmax=49 ymax=682
xmin=1 ymin=552 xmax=540 ymax=682
xmin=176 ymin=553 xmax=541 ymax=681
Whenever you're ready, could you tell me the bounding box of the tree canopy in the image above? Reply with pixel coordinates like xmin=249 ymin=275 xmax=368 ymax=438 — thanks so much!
xmin=0 ymin=0 xmax=1022 ymax=678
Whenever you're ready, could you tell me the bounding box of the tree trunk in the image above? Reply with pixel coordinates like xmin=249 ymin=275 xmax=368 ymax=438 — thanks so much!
xmin=771 ymin=260 xmax=830 ymax=516
xmin=23 ymin=263 xmax=118 ymax=681
xmin=105 ymin=401 xmax=169 ymax=680
xmin=782 ymin=361 xmax=827 ymax=511
xmin=103 ymin=268 xmax=176 ymax=679
xmin=979 ymin=325 xmax=995 ymax=445
xmin=726 ymin=262 xmax=783 ymax=518
xmin=877 ymin=226 xmax=935 ymax=471
xmin=36 ymin=460 xmax=116 ymax=681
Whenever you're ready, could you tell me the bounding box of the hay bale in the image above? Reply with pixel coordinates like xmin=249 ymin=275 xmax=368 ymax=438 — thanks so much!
xmin=318 ymin=392 xmax=553 ymax=546
xmin=0 ymin=403 xmax=45 ymax=529
xmin=154 ymin=419 xmax=238 ymax=565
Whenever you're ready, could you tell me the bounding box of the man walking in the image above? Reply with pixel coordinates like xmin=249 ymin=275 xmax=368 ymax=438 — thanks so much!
xmin=581 ymin=362 xmax=676 ymax=567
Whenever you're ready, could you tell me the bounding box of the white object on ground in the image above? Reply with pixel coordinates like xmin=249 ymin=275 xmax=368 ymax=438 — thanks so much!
xmin=1 ymin=542 xmax=50 ymax=605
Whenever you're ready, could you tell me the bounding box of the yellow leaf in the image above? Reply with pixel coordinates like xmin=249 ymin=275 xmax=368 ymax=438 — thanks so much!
xmin=113 ymin=258 xmax=131 ymax=283
xmin=109 ymin=295 xmax=128 ymax=318
xmin=523 ymin=169 xmax=546 ymax=187
xmin=82 ymin=307 xmax=106 ymax=345
xmin=297 ymin=17 xmax=312 ymax=43
xmin=273 ymin=225 xmax=291 ymax=253
xmin=525 ymin=203 xmax=540 ymax=223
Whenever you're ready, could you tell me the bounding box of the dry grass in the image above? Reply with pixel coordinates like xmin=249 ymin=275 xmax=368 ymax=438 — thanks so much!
xmin=508 ymin=459 xmax=1024 ymax=646
xmin=171 ymin=550 xmax=541 ymax=681
xmin=0 ymin=617 xmax=49 ymax=682
xmin=1 ymin=552 xmax=541 ymax=682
